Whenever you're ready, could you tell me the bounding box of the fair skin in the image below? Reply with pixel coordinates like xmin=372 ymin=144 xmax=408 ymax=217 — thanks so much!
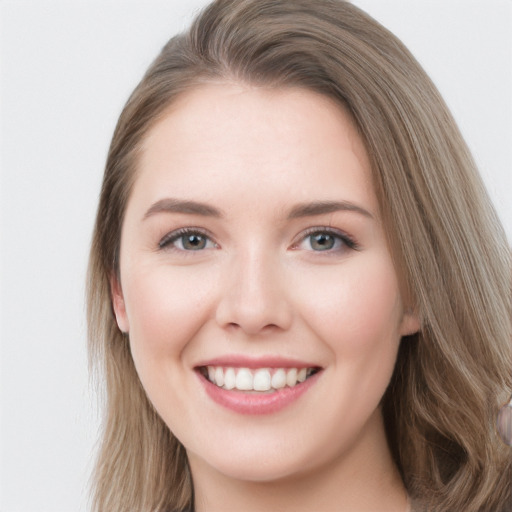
xmin=112 ymin=83 xmax=419 ymax=511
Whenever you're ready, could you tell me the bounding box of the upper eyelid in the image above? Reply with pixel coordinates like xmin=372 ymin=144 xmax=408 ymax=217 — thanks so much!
xmin=158 ymin=227 xmax=217 ymax=249
xmin=292 ymin=226 xmax=358 ymax=247
xmin=298 ymin=226 xmax=343 ymax=236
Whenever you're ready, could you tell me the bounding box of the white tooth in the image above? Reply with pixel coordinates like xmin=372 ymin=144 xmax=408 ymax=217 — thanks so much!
xmin=271 ymin=368 xmax=286 ymax=389
xmin=253 ymin=369 xmax=271 ymax=391
xmin=297 ymin=368 xmax=307 ymax=383
xmin=224 ymin=367 xmax=236 ymax=390
xmin=207 ymin=366 xmax=215 ymax=382
xmin=214 ymin=367 xmax=224 ymax=387
xmin=286 ymin=368 xmax=298 ymax=387
xmin=235 ymin=368 xmax=253 ymax=391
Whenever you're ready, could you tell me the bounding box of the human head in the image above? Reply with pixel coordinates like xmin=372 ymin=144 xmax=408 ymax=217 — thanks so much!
xmin=87 ymin=1 xmax=511 ymax=510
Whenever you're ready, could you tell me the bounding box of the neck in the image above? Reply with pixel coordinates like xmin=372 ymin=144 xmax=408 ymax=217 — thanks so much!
xmin=188 ymin=410 xmax=409 ymax=512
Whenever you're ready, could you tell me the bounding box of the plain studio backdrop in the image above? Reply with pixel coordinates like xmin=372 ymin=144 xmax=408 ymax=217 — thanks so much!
xmin=0 ymin=1 xmax=510 ymax=510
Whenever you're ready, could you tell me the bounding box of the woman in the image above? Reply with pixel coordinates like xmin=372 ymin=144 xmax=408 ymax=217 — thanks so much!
xmin=87 ymin=1 xmax=512 ymax=510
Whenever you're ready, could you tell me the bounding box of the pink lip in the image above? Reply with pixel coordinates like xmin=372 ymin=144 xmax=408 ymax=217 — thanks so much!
xmin=195 ymin=354 xmax=318 ymax=369
xmin=195 ymin=367 xmax=322 ymax=415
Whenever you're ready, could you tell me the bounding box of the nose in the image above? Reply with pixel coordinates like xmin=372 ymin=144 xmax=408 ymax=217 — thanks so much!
xmin=215 ymin=248 xmax=293 ymax=335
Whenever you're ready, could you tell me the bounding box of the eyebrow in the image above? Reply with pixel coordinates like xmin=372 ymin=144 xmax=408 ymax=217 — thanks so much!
xmin=143 ymin=198 xmax=373 ymax=221
xmin=287 ymin=200 xmax=373 ymax=219
xmin=143 ymin=198 xmax=223 ymax=219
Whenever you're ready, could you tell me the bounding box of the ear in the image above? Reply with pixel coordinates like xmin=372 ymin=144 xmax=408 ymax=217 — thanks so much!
xmin=399 ymin=308 xmax=421 ymax=337
xmin=110 ymin=274 xmax=130 ymax=333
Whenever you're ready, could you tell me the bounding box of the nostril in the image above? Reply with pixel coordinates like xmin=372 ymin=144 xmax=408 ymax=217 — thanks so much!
xmin=226 ymin=321 xmax=282 ymax=335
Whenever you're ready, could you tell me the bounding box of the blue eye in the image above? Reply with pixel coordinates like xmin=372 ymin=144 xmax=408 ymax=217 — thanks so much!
xmin=159 ymin=229 xmax=216 ymax=251
xmin=308 ymin=232 xmax=338 ymax=251
xmin=297 ymin=229 xmax=357 ymax=252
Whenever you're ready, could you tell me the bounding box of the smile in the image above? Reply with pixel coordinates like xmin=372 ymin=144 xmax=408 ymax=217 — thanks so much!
xmin=195 ymin=357 xmax=323 ymax=414
xmin=200 ymin=366 xmax=319 ymax=392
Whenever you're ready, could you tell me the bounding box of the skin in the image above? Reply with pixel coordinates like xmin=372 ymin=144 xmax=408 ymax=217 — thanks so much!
xmin=112 ymin=83 xmax=419 ymax=511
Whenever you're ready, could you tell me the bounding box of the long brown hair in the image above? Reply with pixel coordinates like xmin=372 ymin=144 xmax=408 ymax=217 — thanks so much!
xmin=87 ymin=1 xmax=512 ymax=510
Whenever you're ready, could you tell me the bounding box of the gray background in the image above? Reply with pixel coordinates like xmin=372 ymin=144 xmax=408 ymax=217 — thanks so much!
xmin=1 ymin=1 xmax=510 ymax=510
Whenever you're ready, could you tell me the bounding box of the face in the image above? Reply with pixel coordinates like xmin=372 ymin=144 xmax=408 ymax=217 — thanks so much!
xmin=112 ymin=84 xmax=419 ymax=484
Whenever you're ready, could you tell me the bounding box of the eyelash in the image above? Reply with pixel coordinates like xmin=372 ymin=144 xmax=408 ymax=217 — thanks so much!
xmin=291 ymin=227 xmax=359 ymax=253
xmin=158 ymin=227 xmax=359 ymax=253
xmin=158 ymin=228 xmax=217 ymax=251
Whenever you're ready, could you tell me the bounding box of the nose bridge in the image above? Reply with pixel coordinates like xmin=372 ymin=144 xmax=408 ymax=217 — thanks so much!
xmin=215 ymin=242 xmax=292 ymax=334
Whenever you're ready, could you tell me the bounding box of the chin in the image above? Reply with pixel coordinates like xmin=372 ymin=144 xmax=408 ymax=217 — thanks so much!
xmin=187 ymin=432 xmax=332 ymax=485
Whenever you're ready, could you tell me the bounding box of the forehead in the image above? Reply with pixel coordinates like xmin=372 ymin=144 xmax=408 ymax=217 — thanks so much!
xmin=132 ymin=83 xmax=377 ymax=216
xmin=142 ymin=83 xmax=368 ymax=163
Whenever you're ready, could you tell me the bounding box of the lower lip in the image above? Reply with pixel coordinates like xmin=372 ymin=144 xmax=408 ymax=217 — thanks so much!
xmin=198 ymin=371 xmax=321 ymax=415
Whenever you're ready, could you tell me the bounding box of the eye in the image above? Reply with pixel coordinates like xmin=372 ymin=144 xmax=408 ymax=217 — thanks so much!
xmin=294 ymin=229 xmax=358 ymax=252
xmin=159 ymin=228 xmax=217 ymax=251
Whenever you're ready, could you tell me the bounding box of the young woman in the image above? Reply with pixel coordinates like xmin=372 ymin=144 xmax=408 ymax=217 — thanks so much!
xmin=87 ymin=1 xmax=512 ymax=510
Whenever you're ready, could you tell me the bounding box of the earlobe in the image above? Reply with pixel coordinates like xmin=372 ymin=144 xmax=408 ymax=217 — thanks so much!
xmin=110 ymin=274 xmax=130 ymax=333
xmin=400 ymin=308 xmax=421 ymax=337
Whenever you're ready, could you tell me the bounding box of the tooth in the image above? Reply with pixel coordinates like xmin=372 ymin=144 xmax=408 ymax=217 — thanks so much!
xmin=253 ymin=369 xmax=271 ymax=391
xmin=214 ymin=367 xmax=224 ymax=387
xmin=208 ymin=365 xmax=314 ymax=390
xmin=271 ymin=368 xmax=286 ymax=389
xmin=286 ymin=368 xmax=298 ymax=387
xmin=235 ymin=368 xmax=253 ymax=390
xmin=224 ymin=367 xmax=236 ymax=390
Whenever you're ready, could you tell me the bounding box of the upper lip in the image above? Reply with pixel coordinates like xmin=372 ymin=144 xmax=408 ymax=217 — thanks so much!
xmin=194 ymin=354 xmax=321 ymax=369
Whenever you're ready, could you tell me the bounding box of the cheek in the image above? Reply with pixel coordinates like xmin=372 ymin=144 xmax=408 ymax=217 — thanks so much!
xmin=122 ymin=263 xmax=217 ymax=362
xmin=299 ymin=254 xmax=403 ymax=356
xmin=300 ymin=256 xmax=403 ymax=435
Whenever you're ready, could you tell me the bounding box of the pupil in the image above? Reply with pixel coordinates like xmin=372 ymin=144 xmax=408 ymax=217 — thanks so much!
xmin=184 ymin=234 xmax=206 ymax=250
xmin=311 ymin=233 xmax=334 ymax=251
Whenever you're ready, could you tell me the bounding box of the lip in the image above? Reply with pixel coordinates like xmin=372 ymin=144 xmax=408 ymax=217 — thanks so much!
xmin=194 ymin=354 xmax=319 ymax=369
xmin=194 ymin=356 xmax=322 ymax=415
